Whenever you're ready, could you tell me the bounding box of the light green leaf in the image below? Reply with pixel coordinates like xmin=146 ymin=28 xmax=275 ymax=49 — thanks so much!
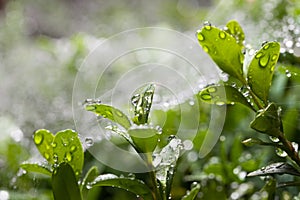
xmin=90 ymin=174 xmax=154 ymax=200
xmin=20 ymin=162 xmax=52 ymax=176
xmin=128 ymin=126 xmax=159 ymax=153
xmin=33 ymin=129 xmax=55 ymax=164
xmin=81 ymin=166 xmax=99 ymax=199
xmin=247 ymin=42 xmax=280 ymax=104
xmin=250 ymin=103 xmax=282 ymax=137
xmin=197 ymin=24 xmax=245 ymax=82
xmin=85 ymin=103 xmax=132 ymax=130
xmin=225 ymin=20 xmax=245 ymax=46
xmin=131 ymin=84 xmax=155 ymax=125
xmin=53 ymin=129 xmax=84 ymax=179
xmin=198 ymin=85 xmax=253 ymax=109
xmin=52 ymin=163 xmax=82 ymax=200
xmin=181 ymin=183 xmax=201 ymax=200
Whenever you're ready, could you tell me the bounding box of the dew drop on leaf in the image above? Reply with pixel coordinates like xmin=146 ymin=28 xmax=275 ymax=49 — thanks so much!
xmin=201 ymin=93 xmax=211 ymax=100
xmin=85 ymin=137 xmax=94 ymax=147
xmin=207 ymin=87 xmax=216 ymax=93
xmin=276 ymin=148 xmax=287 ymax=157
xmin=263 ymin=44 xmax=270 ymax=50
xmin=269 ymin=136 xmax=279 ymax=143
xmin=285 ymin=70 xmax=292 ymax=78
xmin=255 ymin=52 xmax=264 ymax=59
xmin=65 ymin=152 xmax=72 ymax=162
xmin=51 ymin=142 xmax=57 ymax=148
xmin=259 ymin=55 xmax=270 ymax=68
xmin=131 ymin=94 xmax=140 ymax=106
xmin=197 ymin=32 xmax=204 ymax=41
xmin=33 ymin=132 xmax=43 ymax=145
xmin=271 ymin=54 xmax=278 ymax=61
xmin=53 ymin=153 xmax=58 ymax=163
xmin=202 ymin=45 xmax=209 ymax=53
xmin=70 ymin=145 xmax=77 ymax=152
xmin=44 ymin=152 xmax=50 ymax=160
xmin=203 ymin=21 xmax=211 ymax=27
xmin=219 ymin=31 xmax=226 ymax=39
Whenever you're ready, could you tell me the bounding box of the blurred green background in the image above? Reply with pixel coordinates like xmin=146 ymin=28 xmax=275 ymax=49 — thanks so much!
xmin=1 ymin=0 xmax=300 ymax=199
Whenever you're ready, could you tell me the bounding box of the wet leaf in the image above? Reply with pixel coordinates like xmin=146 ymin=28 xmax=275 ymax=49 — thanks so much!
xmin=52 ymin=163 xmax=82 ymax=200
xmin=198 ymin=85 xmax=253 ymax=109
xmin=225 ymin=20 xmax=245 ymax=47
xmin=181 ymin=183 xmax=200 ymax=200
xmin=247 ymin=42 xmax=280 ymax=104
xmin=242 ymin=138 xmax=265 ymax=147
xmin=196 ymin=24 xmax=245 ymax=82
xmin=85 ymin=103 xmax=132 ymax=130
xmin=250 ymin=103 xmax=282 ymax=137
xmin=20 ymin=162 xmax=52 ymax=176
xmin=128 ymin=126 xmax=159 ymax=153
xmin=89 ymin=174 xmax=154 ymax=200
xmin=53 ymin=129 xmax=84 ymax=179
xmin=247 ymin=162 xmax=300 ymax=177
xmin=131 ymin=84 xmax=155 ymax=125
xmin=81 ymin=166 xmax=99 ymax=199
xmin=33 ymin=129 xmax=55 ymax=164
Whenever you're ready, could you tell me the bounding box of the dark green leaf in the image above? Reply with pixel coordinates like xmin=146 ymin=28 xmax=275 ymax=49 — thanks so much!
xmin=225 ymin=20 xmax=245 ymax=46
xmin=181 ymin=183 xmax=201 ymax=200
xmin=131 ymin=84 xmax=155 ymax=125
xmin=198 ymin=85 xmax=253 ymax=109
xmin=52 ymin=163 xmax=82 ymax=200
xmin=85 ymin=103 xmax=132 ymax=130
xmin=247 ymin=42 xmax=280 ymax=104
xmin=20 ymin=162 xmax=52 ymax=176
xmin=197 ymin=24 xmax=245 ymax=82
xmin=33 ymin=129 xmax=55 ymax=164
xmin=90 ymin=174 xmax=154 ymax=200
xmin=53 ymin=129 xmax=84 ymax=179
xmin=250 ymin=103 xmax=282 ymax=137
xmin=247 ymin=162 xmax=300 ymax=177
xmin=128 ymin=126 xmax=159 ymax=153
xmin=81 ymin=166 xmax=99 ymax=199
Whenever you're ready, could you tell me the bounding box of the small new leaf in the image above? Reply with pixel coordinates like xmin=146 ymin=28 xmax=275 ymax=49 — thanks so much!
xmin=85 ymin=103 xmax=132 ymax=130
xmin=225 ymin=20 xmax=245 ymax=47
xmin=197 ymin=24 xmax=245 ymax=82
xmin=20 ymin=163 xmax=52 ymax=176
xmin=181 ymin=183 xmax=201 ymax=200
xmin=247 ymin=41 xmax=280 ymax=104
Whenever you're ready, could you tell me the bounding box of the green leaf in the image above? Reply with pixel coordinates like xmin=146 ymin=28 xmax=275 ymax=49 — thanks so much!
xmin=52 ymin=163 xmax=82 ymax=200
xmin=20 ymin=162 xmax=52 ymax=176
xmin=242 ymin=138 xmax=265 ymax=147
xmin=85 ymin=103 xmax=132 ymax=130
xmin=181 ymin=183 xmax=200 ymax=200
xmin=128 ymin=126 xmax=159 ymax=153
xmin=89 ymin=174 xmax=154 ymax=200
xmin=225 ymin=20 xmax=245 ymax=47
xmin=198 ymin=84 xmax=253 ymax=109
xmin=131 ymin=84 xmax=155 ymax=125
xmin=196 ymin=24 xmax=245 ymax=82
xmin=247 ymin=162 xmax=300 ymax=177
xmin=53 ymin=129 xmax=84 ymax=179
xmin=250 ymin=103 xmax=282 ymax=137
xmin=33 ymin=129 xmax=55 ymax=164
xmin=81 ymin=166 xmax=99 ymax=199
xmin=247 ymin=42 xmax=280 ymax=104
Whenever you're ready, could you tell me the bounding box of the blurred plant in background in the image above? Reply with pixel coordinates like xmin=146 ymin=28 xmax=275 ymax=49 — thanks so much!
xmin=0 ymin=0 xmax=300 ymax=199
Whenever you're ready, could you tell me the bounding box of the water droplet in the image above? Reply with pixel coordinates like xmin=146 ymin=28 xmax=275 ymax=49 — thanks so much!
xmin=271 ymin=54 xmax=278 ymax=61
xmin=44 ymin=153 xmax=50 ymax=160
xmin=276 ymin=148 xmax=287 ymax=157
xmin=51 ymin=142 xmax=57 ymax=148
xmin=65 ymin=152 xmax=72 ymax=162
xmin=216 ymin=101 xmax=225 ymax=106
xmin=219 ymin=31 xmax=226 ymax=39
xmin=202 ymin=45 xmax=209 ymax=53
xmin=53 ymin=154 xmax=58 ymax=163
xmin=127 ymin=173 xmax=135 ymax=180
xmin=207 ymin=87 xmax=216 ymax=93
xmin=85 ymin=137 xmax=94 ymax=147
xmin=131 ymin=94 xmax=140 ymax=106
xmin=255 ymin=52 xmax=264 ymax=59
xmin=168 ymin=135 xmax=177 ymax=141
xmin=259 ymin=55 xmax=270 ymax=68
xmin=75 ymin=171 xmax=80 ymax=176
xmin=203 ymin=21 xmax=211 ymax=30
xmin=33 ymin=132 xmax=43 ymax=145
xmin=263 ymin=44 xmax=270 ymax=50
xmin=197 ymin=32 xmax=204 ymax=41
xmin=261 ymin=41 xmax=269 ymax=47
xmin=269 ymin=136 xmax=279 ymax=142
xmin=70 ymin=145 xmax=77 ymax=152
xmin=292 ymin=142 xmax=299 ymax=152
xmin=286 ymin=70 xmax=292 ymax=77
xmin=201 ymin=94 xmax=211 ymax=100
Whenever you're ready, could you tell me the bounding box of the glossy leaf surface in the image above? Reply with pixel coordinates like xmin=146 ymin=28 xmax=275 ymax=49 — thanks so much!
xmin=247 ymin=42 xmax=280 ymax=104
xmin=85 ymin=103 xmax=132 ymax=130
xmin=198 ymin=85 xmax=252 ymax=109
xmin=197 ymin=24 xmax=244 ymax=81
xmin=20 ymin=162 xmax=52 ymax=176
xmin=52 ymin=163 xmax=82 ymax=200
xmin=33 ymin=129 xmax=55 ymax=164
xmin=225 ymin=20 xmax=245 ymax=46
xmin=90 ymin=174 xmax=154 ymax=200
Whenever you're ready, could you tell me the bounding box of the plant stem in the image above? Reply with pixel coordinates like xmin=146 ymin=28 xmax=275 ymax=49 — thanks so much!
xmin=145 ymin=153 xmax=162 ymax=200
xmin=278 ymin=132 xmax=300 ymax=167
